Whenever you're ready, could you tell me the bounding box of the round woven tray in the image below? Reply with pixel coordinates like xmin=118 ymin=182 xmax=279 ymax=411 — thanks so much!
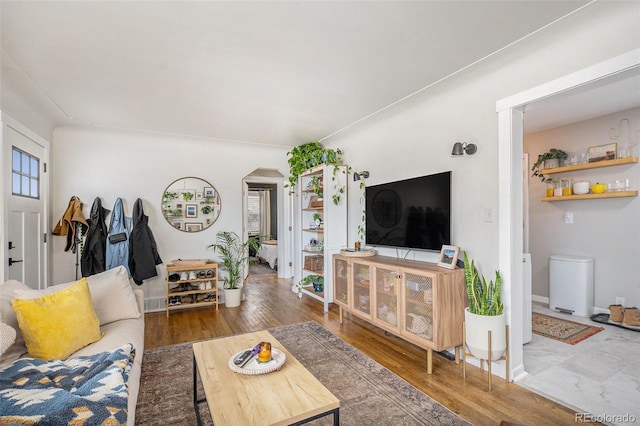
xmin=228 ymin=348 xmax=286 ymax=375
xmin=340 ymin=248 xmax=376 ymax=257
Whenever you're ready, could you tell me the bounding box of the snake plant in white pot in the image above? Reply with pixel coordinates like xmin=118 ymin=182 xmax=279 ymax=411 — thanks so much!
xmin=463 ymin=251 xmax=507 ymax=360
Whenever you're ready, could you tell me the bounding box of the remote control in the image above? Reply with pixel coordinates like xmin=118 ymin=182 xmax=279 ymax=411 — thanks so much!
xmin=233 ymin=350 xmax=253 ymax=365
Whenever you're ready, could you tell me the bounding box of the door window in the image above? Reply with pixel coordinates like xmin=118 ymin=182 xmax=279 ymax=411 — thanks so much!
xmin=12 ymin=146 xmax=40 ymax=199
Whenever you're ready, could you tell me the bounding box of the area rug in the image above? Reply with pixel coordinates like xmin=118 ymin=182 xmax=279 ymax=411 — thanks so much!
xmin=532 ymin=312 xmax=604 ymax=345
xmin=135 ymin=321 xmax=469 ymax=425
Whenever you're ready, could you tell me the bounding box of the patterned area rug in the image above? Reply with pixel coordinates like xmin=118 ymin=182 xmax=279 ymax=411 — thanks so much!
xmin=532 ymin=312 xmax=604 ymax=345
xmin=135 ymin=321 xmax=469 ymax=425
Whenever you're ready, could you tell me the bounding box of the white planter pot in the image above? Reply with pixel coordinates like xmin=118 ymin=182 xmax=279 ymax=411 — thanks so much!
xmin=464 ymin=308 xmax=507 ymax=360
xmin=544 ymin=158 xmax=560 ymax=169
xmin=224 ymin=288 xmax=242 ymax=308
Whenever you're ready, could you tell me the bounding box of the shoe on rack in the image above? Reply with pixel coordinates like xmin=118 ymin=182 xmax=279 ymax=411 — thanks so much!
xmin=198 ymin=270 xmax=206 ymax=278
xmin=180 ymin=272 xmax=188 ymax=281
xmin=623 ymin=307 xmax=640 ymax=326
xmin=609 ymin=304 xmax=625 ymax=322
xmin=188 ymin=271 xmax=197 ymax=280
xmin=205 ymin=280 xmax=212 ymax=290
xmin=169 ymin=273 xmax=180 ymax=282
xmin=206 ymin=269 xmax=214 ymax=278
xmin=199 ymin=282 xmax=206 ymax=291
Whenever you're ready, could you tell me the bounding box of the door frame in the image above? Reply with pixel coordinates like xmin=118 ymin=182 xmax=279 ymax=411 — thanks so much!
xmin=496 ymin=49 xmax=640 ymax=382
xmin=1 ymin=113 xmax=51 ymax=287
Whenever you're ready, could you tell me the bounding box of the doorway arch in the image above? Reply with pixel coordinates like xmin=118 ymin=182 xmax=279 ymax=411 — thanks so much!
xmin=242 ymin=168 xmax=290 ymax=279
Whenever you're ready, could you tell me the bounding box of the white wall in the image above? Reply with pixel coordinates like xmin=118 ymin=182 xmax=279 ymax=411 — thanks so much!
xmin=324 ymin=0 xmax=639 ymax=279
xmin=526 ymin=108 xmax=640 ymax=308
xmin=50 ymin=126 xmax=289 ymax=300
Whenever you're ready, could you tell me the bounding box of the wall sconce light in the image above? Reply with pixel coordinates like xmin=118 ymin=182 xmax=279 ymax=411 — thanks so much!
xmin=353 ymin=171 xmax=370 ymax=181
xmin=451 ymin=142 xmax=477 ymax=156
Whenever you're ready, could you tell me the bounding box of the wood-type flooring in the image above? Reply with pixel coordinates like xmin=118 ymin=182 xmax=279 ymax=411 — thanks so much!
xmin=144 ymin=274 xmax=593 ymax=426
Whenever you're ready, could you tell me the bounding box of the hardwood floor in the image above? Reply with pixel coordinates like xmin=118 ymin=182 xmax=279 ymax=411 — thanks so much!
xmin=145 ymin=274 xmax=585 ymax=426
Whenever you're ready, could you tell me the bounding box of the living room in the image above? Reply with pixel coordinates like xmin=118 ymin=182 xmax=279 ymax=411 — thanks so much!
xmin=1 ymin=1 xmax=639 ymax=425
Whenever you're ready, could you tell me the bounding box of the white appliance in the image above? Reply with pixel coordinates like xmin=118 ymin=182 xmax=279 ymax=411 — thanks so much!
xmin=549 ymin=255 xmax=594 ymax=317
xmin=523 ymin=253 xmax=532 ymax=344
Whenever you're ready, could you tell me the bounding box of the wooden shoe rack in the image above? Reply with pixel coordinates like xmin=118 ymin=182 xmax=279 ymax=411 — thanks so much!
xmin=166 ymin=261 xmax=218 ymax=317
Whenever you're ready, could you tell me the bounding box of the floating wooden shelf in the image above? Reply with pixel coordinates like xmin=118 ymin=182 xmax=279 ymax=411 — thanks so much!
xmin=541 ymin=190 xmax=637 ymax=202
xmin=543 ymin=156 xmax=638 ymax=175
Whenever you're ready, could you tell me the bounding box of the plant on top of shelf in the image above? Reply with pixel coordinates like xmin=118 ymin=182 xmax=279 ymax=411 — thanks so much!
xmin=286 ymin=141 xmax=347 ymax=204
xmin=463 ymin=251 xmax=503 ymax=316
xmin=531 ymin=148 xmax=568 ymax=182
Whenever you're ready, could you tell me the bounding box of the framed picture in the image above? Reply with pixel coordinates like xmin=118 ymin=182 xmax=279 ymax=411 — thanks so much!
xmin=185 ymin=204 xmax=198 ymax=218
xmin=179 ymin=189 xmax=196 ymax=202
xmin=203 ymin=187 xmax=215 ymax=197
xmin=437 ymin=245 xmax=460 ymax=269
xmin=185 ymin=222 xmax=203 ymax=232
xmin=196 ymin=192 xmax=203 ymax=200
xmin=588 ymin=143 xmax=617 ymax=163
xmin=171 ymin=220 xmax=182 ymax=230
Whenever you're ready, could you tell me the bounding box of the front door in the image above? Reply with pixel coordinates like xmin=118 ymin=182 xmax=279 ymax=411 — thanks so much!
xmin=3 ymin=120 xmax=48 ymax=289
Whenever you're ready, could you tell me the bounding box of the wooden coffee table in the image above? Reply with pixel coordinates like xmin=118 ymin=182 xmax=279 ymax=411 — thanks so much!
xmin=192 ymin=330 xmax=339 ymax=425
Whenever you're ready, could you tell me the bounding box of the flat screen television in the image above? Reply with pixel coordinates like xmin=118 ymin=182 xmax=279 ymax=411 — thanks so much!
xmin=365 ymin=171 xmax=451 ymax=251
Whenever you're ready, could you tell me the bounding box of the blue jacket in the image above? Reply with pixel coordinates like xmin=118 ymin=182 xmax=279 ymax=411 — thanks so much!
xmin=106 ymin=197 xmax=131 ymax=274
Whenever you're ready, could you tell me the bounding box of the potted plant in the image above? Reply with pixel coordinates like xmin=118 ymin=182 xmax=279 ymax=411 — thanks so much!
xmin=531 ymin=148 xmax=568 ymax=182
xmin=463 ymin=251 xmax=507 ymax=360
xmin=298 ymin=274 xmax=324 ymax=293
xmin=207 ymin=231 xmax=261 ymax=307
xmin=201 ymin=205 xmax=213 ymax=215
xmin=286 ymin=141 xmax=347 ymax=205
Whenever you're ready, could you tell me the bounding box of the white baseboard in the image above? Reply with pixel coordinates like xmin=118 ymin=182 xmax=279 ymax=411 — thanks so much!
xmin=532 ymin=294 xmax=548 ymax=305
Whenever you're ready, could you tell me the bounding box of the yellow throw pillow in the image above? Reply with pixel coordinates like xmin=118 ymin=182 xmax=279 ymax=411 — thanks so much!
xmin=12 ymin=278 xmax=102 ymax=360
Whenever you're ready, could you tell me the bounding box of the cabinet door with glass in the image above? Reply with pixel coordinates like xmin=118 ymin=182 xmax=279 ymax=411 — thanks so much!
xmin=372 ymin=265 xmax=400 ymax=332
xmin=401 ymin=270 xmax=435 ymax=346
xmin=351 ymin=260 xmax=372 ymax=320
xmin=333 ymin=255 xmax=349 ymax=309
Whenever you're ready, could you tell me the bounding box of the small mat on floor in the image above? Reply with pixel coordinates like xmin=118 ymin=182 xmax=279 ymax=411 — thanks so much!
xmin=532 ymin=312 xmax=604 ymax=345
xmin=590 ymin=313 xmax=640 ymax=332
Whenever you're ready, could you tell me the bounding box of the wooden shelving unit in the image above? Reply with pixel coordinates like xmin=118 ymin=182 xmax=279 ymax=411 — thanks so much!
xmin=295 ymin=164 xmax=348 ymax=312
xmin=540 ymin=156 xmax=638 ymax=202
xmin=542 ymin=156 xmax=637 ymax=175
xmin=542 ymin=190 xmax=638 ymax=202
xmin=165 ymin=262 xmax=218 ymax=317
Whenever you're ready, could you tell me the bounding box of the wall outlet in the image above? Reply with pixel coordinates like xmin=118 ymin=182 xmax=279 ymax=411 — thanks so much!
xmin=564 ymin=211 xmax=574 ymax=224
xmin=484 ymin=208 xmax=494 ymax=223
xmin=616 ymin=296 xmax=625 ymax=306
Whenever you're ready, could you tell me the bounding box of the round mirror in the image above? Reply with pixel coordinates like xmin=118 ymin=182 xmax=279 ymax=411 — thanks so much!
xmin=162 ymin=177 xmax=221 ymax=232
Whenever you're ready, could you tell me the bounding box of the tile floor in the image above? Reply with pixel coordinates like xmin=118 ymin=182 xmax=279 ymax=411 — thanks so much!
xmin=518 ymin=304 xmax=640 ymax=425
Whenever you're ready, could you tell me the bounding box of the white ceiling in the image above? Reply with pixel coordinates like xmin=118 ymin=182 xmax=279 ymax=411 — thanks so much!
xmin=5 ymin=0 xmax=631 ymax=147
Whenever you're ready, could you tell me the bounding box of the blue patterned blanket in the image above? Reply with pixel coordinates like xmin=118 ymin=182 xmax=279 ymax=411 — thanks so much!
xmin=0 ymin=344 xmax=134 ymax=425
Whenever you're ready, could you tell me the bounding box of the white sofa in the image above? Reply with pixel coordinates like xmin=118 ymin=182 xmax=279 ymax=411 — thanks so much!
xmin=0 ymin=266 xmax=145 ymax=426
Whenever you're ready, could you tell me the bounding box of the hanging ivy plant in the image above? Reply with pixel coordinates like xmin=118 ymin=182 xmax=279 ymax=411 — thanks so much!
xmin=286 ymin=141 xmax=344 ymax=191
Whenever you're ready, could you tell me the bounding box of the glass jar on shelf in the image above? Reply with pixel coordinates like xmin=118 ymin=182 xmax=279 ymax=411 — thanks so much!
xmin=562 ymin=179 xmax=573 ymax=196
xmin=546 ymin=181 xmax=554 ymax=197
